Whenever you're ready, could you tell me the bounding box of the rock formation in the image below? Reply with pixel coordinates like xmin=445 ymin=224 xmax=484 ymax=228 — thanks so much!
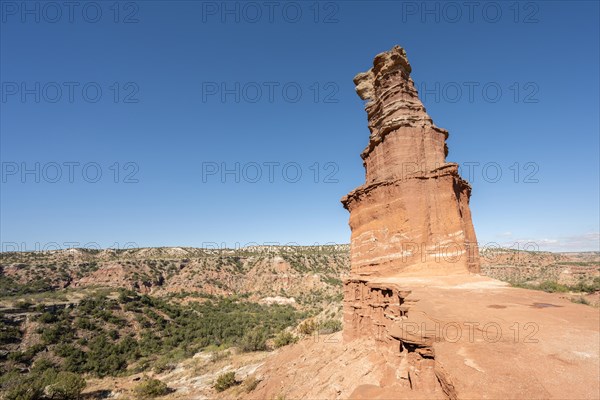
xmin=142 ymin=58 xmax=596 ymax=398
xmin=340 ymin=46 xmax=482 ymax=394
xmin=341 ymin=45 xmax=479 ymax=279
xmin=247 ymin=276 xmax=600 ymax=400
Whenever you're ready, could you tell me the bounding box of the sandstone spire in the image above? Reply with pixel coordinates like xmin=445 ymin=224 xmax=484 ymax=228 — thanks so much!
xmin=340 ymin=46 xmax=482 ymax=384
xmin=342 ymin=45 xmax=479 ymax=277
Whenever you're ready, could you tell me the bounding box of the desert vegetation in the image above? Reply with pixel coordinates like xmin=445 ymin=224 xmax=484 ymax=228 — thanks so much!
xmin=0 ymin=287 xmax=305 ymax=397
xmin=1 ymin=246 xmax=597 ymax=397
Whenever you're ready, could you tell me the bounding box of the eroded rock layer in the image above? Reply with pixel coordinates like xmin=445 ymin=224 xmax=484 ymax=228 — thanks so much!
xmin=340 ymin=46 xmax=481 ymax=397
xmin=342 ymin=45 xmax=479 ymax=277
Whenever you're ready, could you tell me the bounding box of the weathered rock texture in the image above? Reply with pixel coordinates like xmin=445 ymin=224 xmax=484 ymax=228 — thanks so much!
xmin=340 ymin=46 xmax=482 ymax=396
xmin=247 ymin=276 xmax=600 ymax=400
xmin=342 ymin=45 xmax=479 ymax=277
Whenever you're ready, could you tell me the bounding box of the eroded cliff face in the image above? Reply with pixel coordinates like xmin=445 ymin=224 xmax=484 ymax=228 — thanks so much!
xmin=342 ymin=46 xmax=479 ymax=277
xmin=341 ymin=278 xmax=459 ymax=398
xmin=340 ymin=46 xmax=481 ymax=398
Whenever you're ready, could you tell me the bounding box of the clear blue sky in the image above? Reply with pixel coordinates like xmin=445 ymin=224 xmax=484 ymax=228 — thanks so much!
xmin=1 ymin=1 xmax=598 ymax=252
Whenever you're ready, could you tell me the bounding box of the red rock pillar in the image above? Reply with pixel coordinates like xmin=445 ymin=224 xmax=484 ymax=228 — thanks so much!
xmin=341 ymin=45 xmax=480 ymax=279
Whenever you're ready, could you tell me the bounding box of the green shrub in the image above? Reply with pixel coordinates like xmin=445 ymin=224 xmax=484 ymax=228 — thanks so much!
xmin=55 ymin=344 xmax=87 ymax=373
xmin=45 ymin=371 xmax=86 ymax=399
xmin=572 ymin=278 xmax=600 ymax=293
xmin=239 ymin=328 xmax=267 ymax=352
xmin=38 ymin=312 xmax=59 ymax=324
xmin=41 ymin=323 xmax=73 ymax=345
xmin=538 ymin=281 xmax=569 ymax=293
xmin=15 ymin=300 xmax=34 ymax=309
xmin=210 ymin=350 xmax=230 ymax=363
xmin=153 ymin=358 xmax=176 ymax=374
xmin=75 ymin=317 xmax=97 ymax=331
xmin=0 ymin=371 xmax=44 ymax=400
xmin=273 ymin=331 xmax=297 ymax=348
xmin=31 ymin=358 xmax=57 ymax=373
xmin=319 ymin=319 xmax=342 ymax=334
xmin=298 ymin=320 xmax=318 ymax=335
xmin=0 ymin=320 xmax=22 ymax=345
xmin=134 ymin=377 xmax=170 ymax=398
xmin=243 ymin=376 xmax=260 ymax=393
xmin=7 ymin=343 xmax=45 ymax=364
xmin=513 ymin=279 xmax=600 ymax=294
xmin=214 ymin=371 xmax=238 ymax=392
xmin=571 ymin=296 xmax=591 ymax=305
